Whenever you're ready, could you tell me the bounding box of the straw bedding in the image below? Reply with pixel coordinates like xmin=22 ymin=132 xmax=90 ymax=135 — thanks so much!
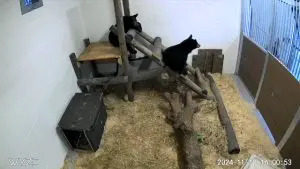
xmin=62 ymin=74 xmax=281 ymax=169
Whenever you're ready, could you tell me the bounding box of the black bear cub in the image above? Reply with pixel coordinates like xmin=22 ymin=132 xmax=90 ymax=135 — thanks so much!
xmin=162 ymin=35 xmax=200 ymax=75
xmin=109 ymin=14 xmax=142 ymax=54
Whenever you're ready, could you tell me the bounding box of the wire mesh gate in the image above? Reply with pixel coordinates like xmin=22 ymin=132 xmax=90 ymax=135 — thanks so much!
xmin=242 ymin=0 xmax=300 ymax=81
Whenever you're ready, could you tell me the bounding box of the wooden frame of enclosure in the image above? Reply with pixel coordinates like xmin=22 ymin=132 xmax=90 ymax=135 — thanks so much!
xmin=237 ymin=35 xmax=300 ymax=169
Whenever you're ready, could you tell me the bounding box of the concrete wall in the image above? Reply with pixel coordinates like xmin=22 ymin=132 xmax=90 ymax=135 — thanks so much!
xmin=0 ymin=0 xmax=86 ymax=168
xmin=81 ymin=0 xmax=242 ymax=73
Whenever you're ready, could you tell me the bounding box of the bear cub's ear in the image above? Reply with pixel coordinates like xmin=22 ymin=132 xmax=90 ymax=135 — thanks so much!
xmin=132 ymin=13 xmax=138 ymax=18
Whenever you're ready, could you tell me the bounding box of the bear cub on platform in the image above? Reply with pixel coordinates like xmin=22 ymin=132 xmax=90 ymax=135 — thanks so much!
xmin=109 ymin=14 xmax=142 ymax=55
xmin=162 ymin=35 xmax=200 ymax=75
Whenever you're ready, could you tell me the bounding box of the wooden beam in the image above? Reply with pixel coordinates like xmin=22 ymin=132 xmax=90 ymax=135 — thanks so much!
xmin=132 ymin=39 xmax=165 ymax=67
xmin=113 ymin=0 xmax=134 ymax=101
xmin=179 ymin=75 xmax=213 ymax=100
xmin=137 ymin=31 xmax=155 ymax=44
xmin=78 ymin=76 xmax=128 ymax=86
xmin=122 ymin=0 xmax=130 ymax=16
xmin=206 ymin=73 xmax=240 ymax=154
xmin=195 ymin=67 xmax=209 ymax=94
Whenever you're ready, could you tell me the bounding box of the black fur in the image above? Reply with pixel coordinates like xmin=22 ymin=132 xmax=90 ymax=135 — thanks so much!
xmin=109 ymin=14 xmax=142 ymax=54
xmin=162 ymin=35 xmax=200 ymax=75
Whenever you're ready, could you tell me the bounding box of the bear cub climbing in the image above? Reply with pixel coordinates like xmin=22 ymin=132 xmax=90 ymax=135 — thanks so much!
xmin=162 ymin=35 xmax=200 ymax=75
xmin=109 ymin=14 xmax=142 ymax=54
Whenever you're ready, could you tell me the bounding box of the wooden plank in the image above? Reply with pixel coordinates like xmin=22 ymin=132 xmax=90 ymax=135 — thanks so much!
xmin=238 ymin=36 xmax=267 ymax=97
xmin=78 ymin=42 xmax=121 ymax=61
xmin=193 ymin=51 xmax=206 ymax=72
xmin=193 ymin=49 xmax=223 ymax=73
xmin=212 ymin=54 xmax=224 ymax=73
xmin=204 ymin=51 xmax=213 ymax=73
xmin=256 ymin=55 xmax=300 ymax=144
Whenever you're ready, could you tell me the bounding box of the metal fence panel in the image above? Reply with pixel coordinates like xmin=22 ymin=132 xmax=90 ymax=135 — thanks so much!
xmin=242 ymin=0 xmax=300 ymax=81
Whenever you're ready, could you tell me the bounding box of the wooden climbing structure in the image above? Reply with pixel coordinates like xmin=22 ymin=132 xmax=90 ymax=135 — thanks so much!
xmin=68 ymin=0 xmax=240 ymax=159
xmin=70 ymin=0 xmax=211 ymax=101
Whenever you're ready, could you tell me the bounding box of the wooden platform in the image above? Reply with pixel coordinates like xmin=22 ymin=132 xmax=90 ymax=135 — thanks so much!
xmin=78 ymin=42 xmax=121 ymax=61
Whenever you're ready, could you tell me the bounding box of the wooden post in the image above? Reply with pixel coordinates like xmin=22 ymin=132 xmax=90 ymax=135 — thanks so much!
xmin=83 ymin=38 xmax=90 ymax=48
xmin=152 ymin=37 xmax=162 ymax=58
xmin=122 ymin=0 xmax=130 ymax=16
xmin=206 ymin=73 xmax=240 ymax=154
xmin=69 ymin=53 xmax=88 ymax=92
xmin=113 ymin=0 xmax=134 ymax=101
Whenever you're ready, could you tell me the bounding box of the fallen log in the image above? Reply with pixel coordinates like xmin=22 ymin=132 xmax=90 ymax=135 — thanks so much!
xmin=206 ymin=73 xmax=240 ymax=154
xmin=164 ymin=91 xmax=204 ymax=169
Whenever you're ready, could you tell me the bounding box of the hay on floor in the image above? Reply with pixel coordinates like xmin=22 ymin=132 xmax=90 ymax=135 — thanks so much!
xmin=62 ymin=74 xmax=281 ymax=169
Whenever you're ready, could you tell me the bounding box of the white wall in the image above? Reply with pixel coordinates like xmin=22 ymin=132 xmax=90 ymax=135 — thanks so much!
xmin=81 ymin=0 xmax=242 ymax=74
xmin=0 ymin=0 xmax=86 ymax=169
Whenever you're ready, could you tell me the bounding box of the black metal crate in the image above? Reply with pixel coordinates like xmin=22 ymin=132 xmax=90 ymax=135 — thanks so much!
xmin=58 ymin=92 xmax=107 ymax=152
